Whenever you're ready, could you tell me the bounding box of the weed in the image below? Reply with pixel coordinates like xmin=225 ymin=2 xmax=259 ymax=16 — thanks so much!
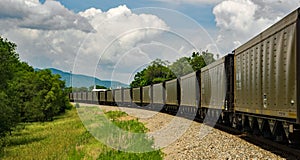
xmin=1 ymin=106 xmax=163 ymax=160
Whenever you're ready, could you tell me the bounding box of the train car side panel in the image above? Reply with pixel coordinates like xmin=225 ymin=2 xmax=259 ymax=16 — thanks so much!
xmin=82 ymin=92 xmax=87 ymax=103
xmin=201 ymin=57 xmax=226 ymax=110
xmin=77 ymin=92 xmax=82 ymax=102
xmin=87 ymin=92 xmax=93 ymax=103
xmin=132 ymin=87 xmax=141 ymax=105
xmin=152 ymin=83 xmax=164 ymax=104
xmin=234 ymin=10 xmax=298 ymax=121
xmin=180 ymin=72 xmax=199 ymax=107
xmin=165 ymin=79 xmax=179 ymax=106
xmin=114 ymin=89 xmax=123 ymax=104
xmin=107 ymin=90 xmax=113 ymax=103
xmin=123 ymin=88 xmax=131 ymax=103
xmin=142 ymin=85 xmax=151 ymax=104
xmin=297 ymin=9 xmax=300 ymax=124
xmin=100 ymin=91 xmax=106 ymax=103
xmin=92 ymin=92 xmax=98 ymax=103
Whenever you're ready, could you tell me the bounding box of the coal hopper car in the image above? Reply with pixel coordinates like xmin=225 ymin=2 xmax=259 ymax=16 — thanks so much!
xmin=233 ymin=8 xmax=300 ymax=144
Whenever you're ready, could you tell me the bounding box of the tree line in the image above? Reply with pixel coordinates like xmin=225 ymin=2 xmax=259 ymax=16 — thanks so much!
xmin=130 ymin=51 xmax=215 ymax=88
xmin=0 ymin=37 xmax=71 ymax=141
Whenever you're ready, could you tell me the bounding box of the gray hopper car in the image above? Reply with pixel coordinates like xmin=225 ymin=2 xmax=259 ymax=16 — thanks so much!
xmin=152 ymin=83 xmax=165 ymax=110
xmin=165 ymin=79 xmax=180 ymax=112
xmin=180 ymin=71 xmax=200 ymax=114
xmin=99 ymin=91 xmax=106 ymax=104
xmin=106 ymin=90 xmax=113 ymax=105
xmin=123 ymin=88 xmax=132 ymax=107
xmin=132 ymin=87 xmax=142 ymax=107
xmin=201 ymin=54 xmax=234 ymax=123
xmin=234 ymin=8 xmax=300 ymax=144
xmin=114 ymin=89 xmax=123 ymax=105
xmin=142 ymin=85 xmax=152 ymax=107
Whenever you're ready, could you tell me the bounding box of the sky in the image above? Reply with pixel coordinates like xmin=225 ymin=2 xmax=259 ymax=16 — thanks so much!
xmin=0 ymin=0 xmax=299 ymax=85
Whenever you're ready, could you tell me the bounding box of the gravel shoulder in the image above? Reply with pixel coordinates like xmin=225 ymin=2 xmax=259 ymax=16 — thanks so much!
xmin=138 ymin=110 xmax=284 ymax=160
xmin=78 ymin=104 xmax=285 ymax=160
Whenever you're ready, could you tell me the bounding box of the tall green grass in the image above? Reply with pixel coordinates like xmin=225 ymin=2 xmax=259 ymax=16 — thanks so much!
xmin=1 ymin=105 xmax=163 ymax=160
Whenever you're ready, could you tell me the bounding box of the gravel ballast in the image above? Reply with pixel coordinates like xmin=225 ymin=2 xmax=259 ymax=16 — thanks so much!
xmin=79 ymin=104 xmax=285 ymax=159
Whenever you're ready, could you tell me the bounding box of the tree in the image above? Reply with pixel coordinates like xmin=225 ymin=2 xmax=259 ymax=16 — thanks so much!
xmin=7 ymin=69 xmax=70 ymax=122
xmin=0 ymin=37 xmax=21 ymax=137
xmin=0 ymin=37 xmax=19 ymax=90
xmin=0 ymin=36 xmax=72 ymax=137
xmin=72 ymin=87 xmax=88 ymax=92
xmin=0 ymin=92 xmax=14 ymax=137
xmin=184 ymin=51 xmax=216 ymax=71
xmin=130 ymin=59 xmax=175 ymax=88
xmin=202 ymin=51 xmax=215 ymax=65
xmin=188 ymin=52 xmax=207 ymax=71
xmin=22 ymin=69 xmax=71 ymax=121
xmin=169 ymin=57 xmax=193 ymax=77
xmin=130 ymin=51 xmax=216 ymax=88
xmin=130 ymin=69 xmax=148 ymax=88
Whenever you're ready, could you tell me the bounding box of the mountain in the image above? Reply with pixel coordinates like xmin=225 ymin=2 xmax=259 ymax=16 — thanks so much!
xmin=36 ymin=68 xmax=129 ymax=89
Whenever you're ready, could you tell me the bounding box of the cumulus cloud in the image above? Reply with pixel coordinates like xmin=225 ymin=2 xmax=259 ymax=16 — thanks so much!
xmin=0 ymin=0 xmax=94 ymax=32
xmin=6 ymin=0 xmax=297 ymax=84
xmin=212 ymin=0 xmax=300 ymax=54
xmin=75 ymin=6 xmax=173 ymax=83
xmin=213 ymin=0 xmax=258 ymax=32
xmin=0 ymin=3 xmax=173 ymax=84
xmin=153 ymin=0 xmax=222 ymax=5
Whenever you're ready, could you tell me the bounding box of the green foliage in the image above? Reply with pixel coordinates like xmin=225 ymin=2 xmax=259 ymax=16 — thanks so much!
xmin=1 ymin=108 xmax=101 ymax=159
xmin=0 ymin=92 xmax=14 ymax=137
xmin=7 ymin=69 xmax=71 ymax=122
xmin=113 ymin=120 xmax=148 ymax=133
xmin=187 ymin=51 xmax=215 ymax=72
xmin=75 ymin=103 xmax=80 ymax=108
xmin=105 ymin=111 xmax=128 ymax=120
xmin=1 ymin=107 xmax=163 ymax=159
xmin=97 ymin=110 xmax=162 ymax=160
xmin=0 ymin=36 xmax=71 ymax=140
xmin=130 ymin=59 xmax=176 ymax=87
xmin=189 ymin=52 xmax=207 ymax=71
xmin=169 ymin=57 xmax=193 ymax=77
xmin=98 ymin=150 xmax=163 ymax=160
xmin=72 ymin=87 xmax=88 ymax=92
xmin=0 ymin=37 xmax=19 ymax=91
xmin=202 ymin=51 xmax=216 ymax=65
xmin=130 ymin=51 xmax=216 ymax=87
xmin=0 ymin=37 xmax=21 ymax=138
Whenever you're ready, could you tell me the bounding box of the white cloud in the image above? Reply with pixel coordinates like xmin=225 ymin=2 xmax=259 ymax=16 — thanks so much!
xmin=4 ymin=0 xmax=297 ymax=84
xmin=74 ymin=6 xmax=170 ymax=80
xmin=1 ymin=3 xmax=173 ymax=84
xmin=0 ymin=0 xmax=94 ymax=32
xmin=213 ymin=0 xmax=258 ymax=32
xmin=153 ymin=0 xmax=222 ymax=5
xmin=212 ymin=0 xmax=300 ymax=54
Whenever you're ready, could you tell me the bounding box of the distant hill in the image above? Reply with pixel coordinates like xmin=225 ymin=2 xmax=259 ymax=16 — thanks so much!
xmin=35 ymin=68 xmax=129 ymax=89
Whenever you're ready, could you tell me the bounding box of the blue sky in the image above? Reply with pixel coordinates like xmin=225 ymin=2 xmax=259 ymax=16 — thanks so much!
xmin=0 ymin=0 xmax=299 ymax=84
xmin=49 ymin=0 xmax=217 ymax=29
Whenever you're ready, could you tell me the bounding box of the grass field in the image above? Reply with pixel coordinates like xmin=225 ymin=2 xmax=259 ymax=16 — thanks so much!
xmin=1 ymin=104 xmax=163 ymax=160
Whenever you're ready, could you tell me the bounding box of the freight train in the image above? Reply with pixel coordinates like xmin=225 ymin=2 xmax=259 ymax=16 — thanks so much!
xmin=69 ymin=8 xmax=300 ymax=146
